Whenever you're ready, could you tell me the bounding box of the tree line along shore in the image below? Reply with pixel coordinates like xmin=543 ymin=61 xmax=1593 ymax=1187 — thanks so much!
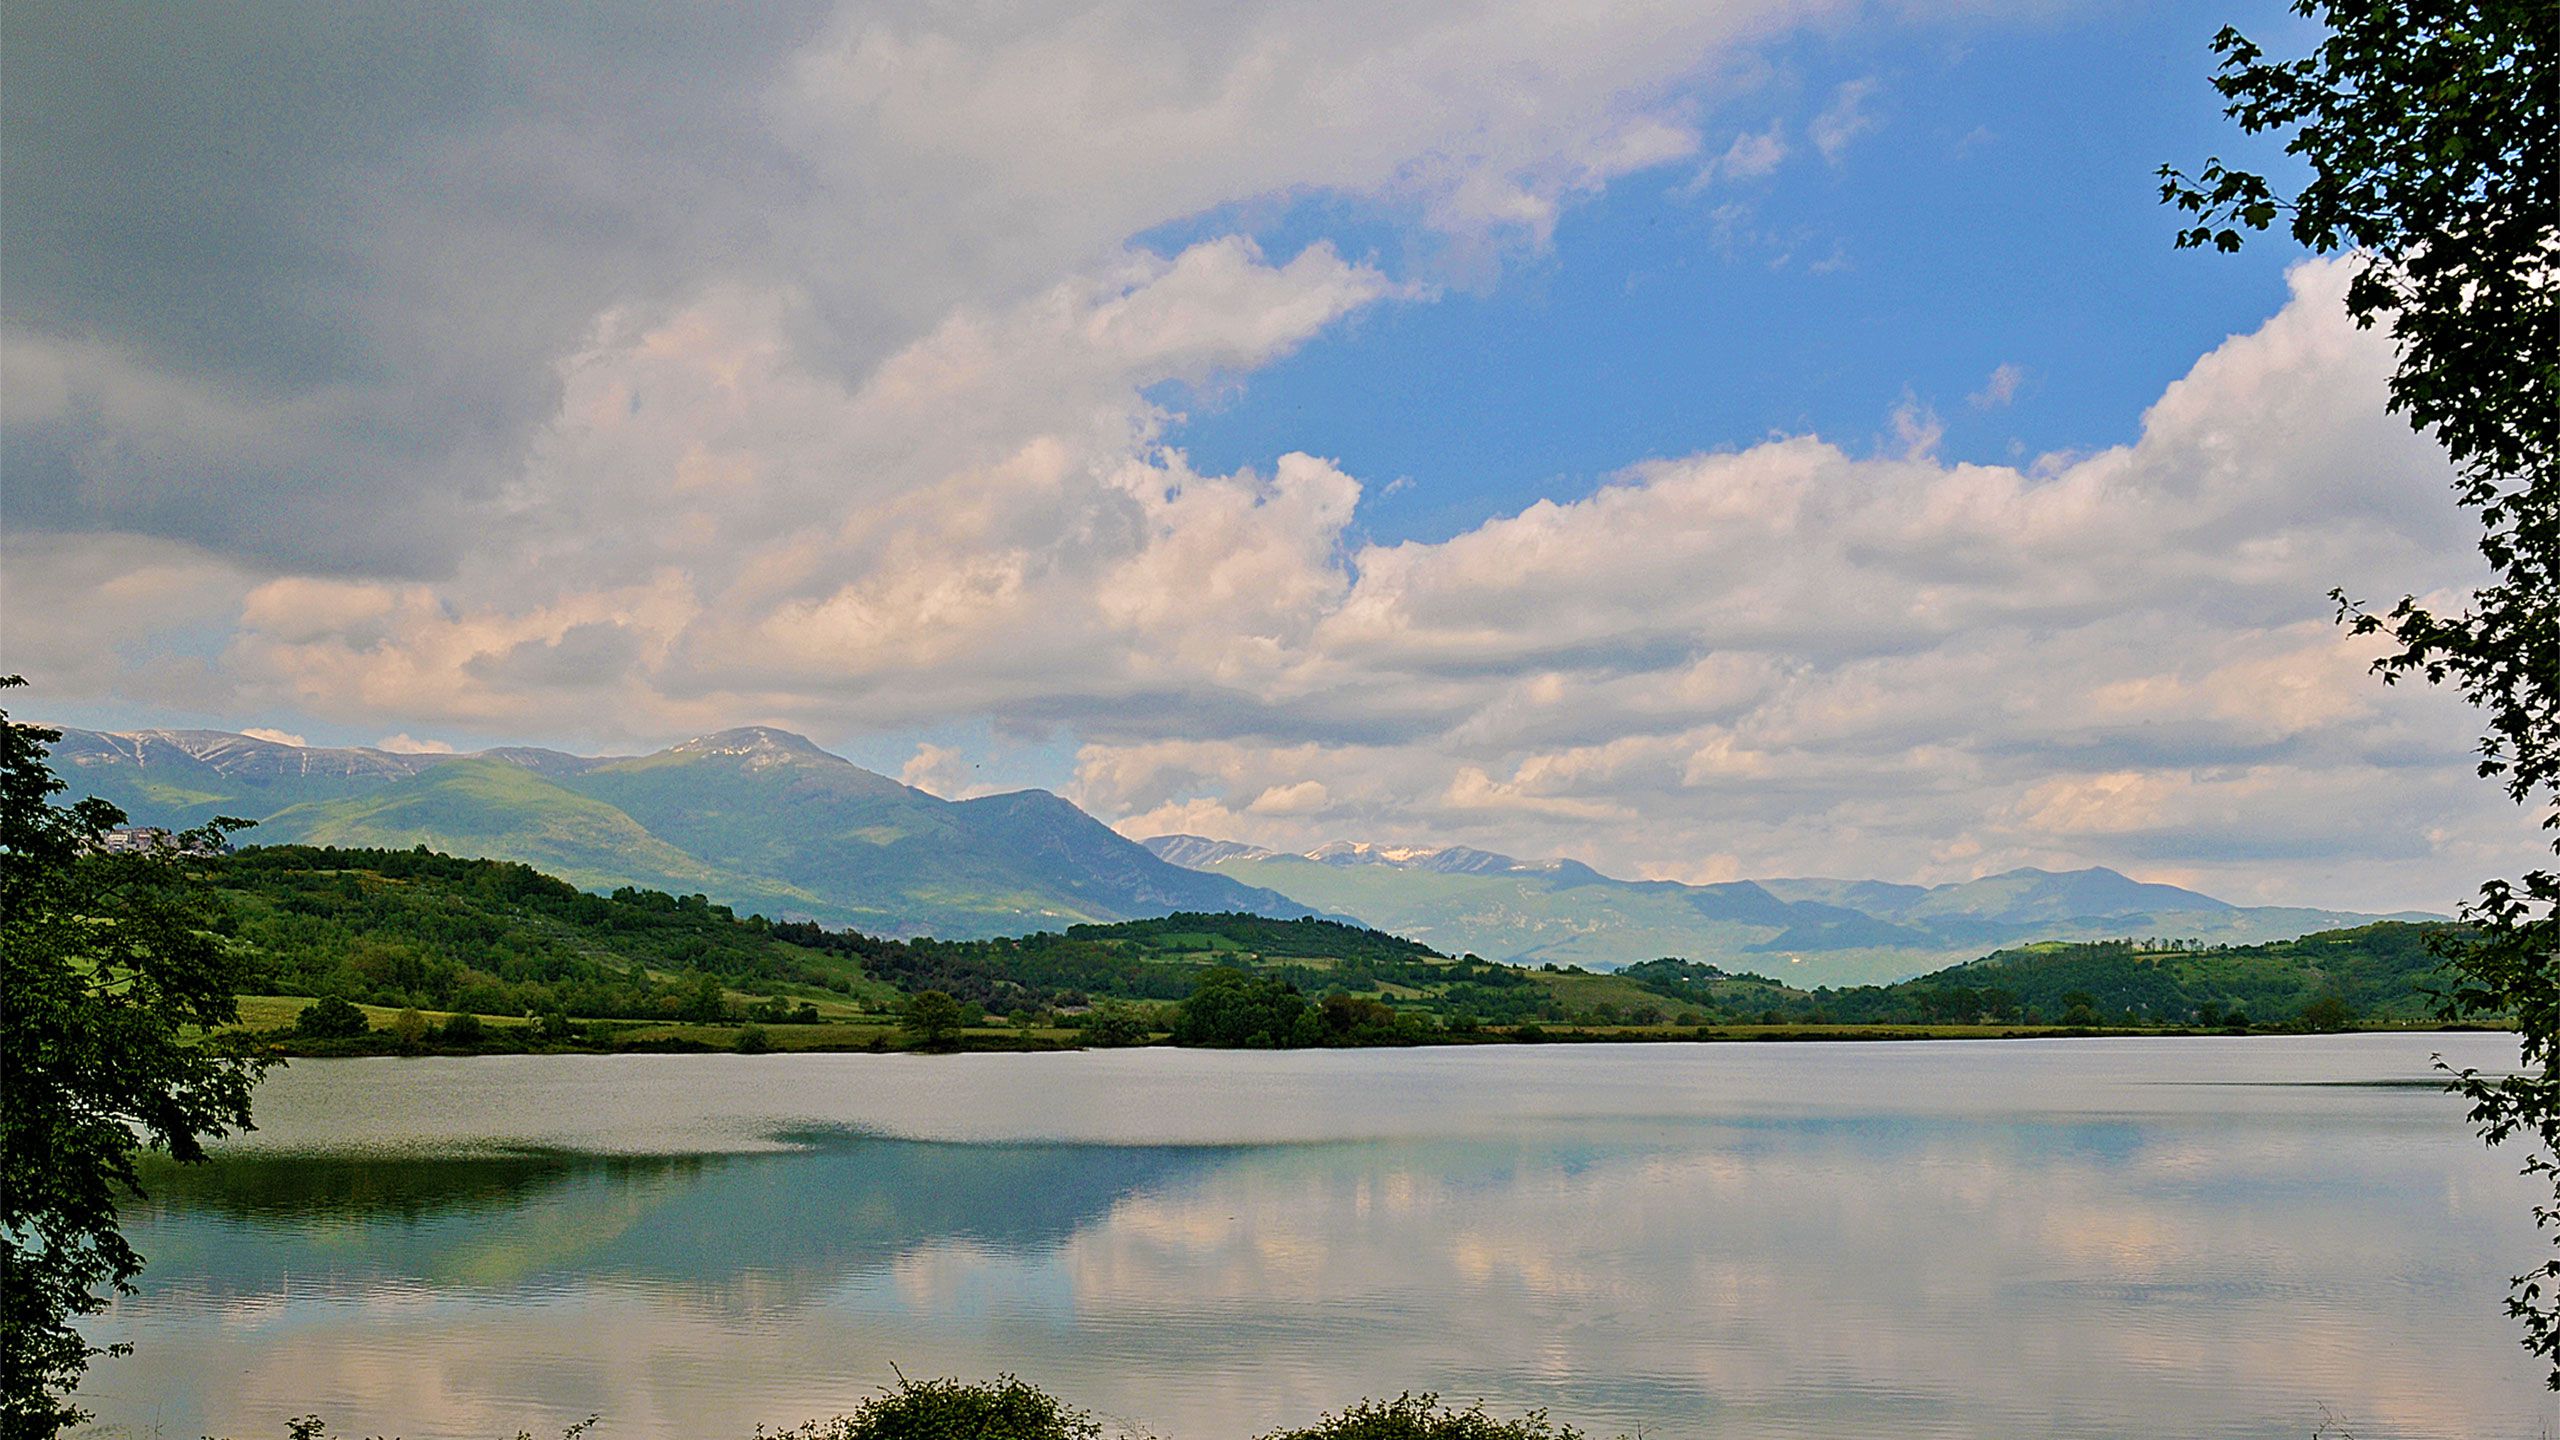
xmin=207 ymin=844 xmax=2485 ymax=1059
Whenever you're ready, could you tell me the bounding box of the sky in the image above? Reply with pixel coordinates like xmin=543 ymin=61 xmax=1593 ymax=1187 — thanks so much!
xmin=1 ymin=1 xmax=2534 ymax=911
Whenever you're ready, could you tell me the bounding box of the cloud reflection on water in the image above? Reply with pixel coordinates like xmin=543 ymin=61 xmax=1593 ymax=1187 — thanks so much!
xmin=76 ymin=1044 xmax=2560 ymax=1440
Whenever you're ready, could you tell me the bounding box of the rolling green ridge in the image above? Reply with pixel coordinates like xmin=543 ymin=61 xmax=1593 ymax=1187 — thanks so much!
xmin=201 ymin=847 xmax=2465 ymax=1049
xmin=1607 ymin=924 xmax=2460 ymax=1027
xmin=207 ymin=846 xmax=902 ymax=1023
xmin=45 ymin=725 xmax=1316 ymax=938
xmin=1917 ymin=926 xmax=2459 ymax=1025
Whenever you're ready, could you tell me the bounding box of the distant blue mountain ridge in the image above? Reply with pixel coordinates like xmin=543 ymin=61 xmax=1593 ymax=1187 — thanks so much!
xmin=34 ymin=722 xmax=2438 ymax=984
xmin=1138 ymin=835 xmax=2441 ymax=986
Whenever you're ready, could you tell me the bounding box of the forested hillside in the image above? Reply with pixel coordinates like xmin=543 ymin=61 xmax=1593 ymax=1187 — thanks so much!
xmin=210 ymin=846 xmax=896 ymax=1021
xmin=1902 ymin=926 xmax=2456 ymax=1025
xmin=202 ymin=847 xmax=2468 ymax=1049
xmin=202 ymin=847 xmax=1455 ymax=1031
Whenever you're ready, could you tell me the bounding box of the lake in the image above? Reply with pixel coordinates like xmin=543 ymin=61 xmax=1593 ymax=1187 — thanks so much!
xmin=74 ymin=1035 xmax=2557 ymax=1439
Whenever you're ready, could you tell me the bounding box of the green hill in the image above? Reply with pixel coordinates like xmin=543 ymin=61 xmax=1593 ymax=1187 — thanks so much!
xmin=200 ymin=846 xmax=1448 ymax=1030
xmin=46 ymin=724 xmax=1318 ymax=938
xmin=1596 ymin=922 xmax=2462 ymax=1028
xmin=1899 ymin=925 xmax=2459 ymax=1025
xmin=200 ymin=847 xmax=2465 ymax=1046
xmin=207 ymin=845 xmax=901 ymax=1023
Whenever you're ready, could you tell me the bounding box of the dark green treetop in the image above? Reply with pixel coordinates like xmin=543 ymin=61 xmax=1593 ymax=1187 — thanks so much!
xmin=2163 ymin=0 xmax=2557 ymax=1385
xmin=758 ymin=1373 xmax=1100 ymax=1440
xmin=1168 ymin=967 xmax=1318 ymax=1048
xmin=1 ymin=679 xmax=271 ymax=1435
xmin=291 ymin=996 xmax=371 ymax=1040
xmin=899 ymin=990 xmax=971 ymax=1049
xmin=1260 ymin=1393 xmax=1584 ymax=1440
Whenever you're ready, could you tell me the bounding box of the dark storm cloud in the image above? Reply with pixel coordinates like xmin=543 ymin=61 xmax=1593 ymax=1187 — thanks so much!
xmin=5 ymin=5 xmax=486 ymax=385
xmin=1 ymin=1 xmax=830 ymax=572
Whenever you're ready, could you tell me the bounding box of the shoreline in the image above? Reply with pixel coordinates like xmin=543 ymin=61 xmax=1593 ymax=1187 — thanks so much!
xmin=223 ymin=997 xmax=2511 ymax=1060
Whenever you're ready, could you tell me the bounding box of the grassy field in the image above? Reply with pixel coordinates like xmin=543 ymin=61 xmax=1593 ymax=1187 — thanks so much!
xmin=1526 ymin=967 xmax=1709 ymax=1013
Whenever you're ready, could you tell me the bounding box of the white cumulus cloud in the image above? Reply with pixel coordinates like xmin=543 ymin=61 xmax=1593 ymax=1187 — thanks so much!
xmin=375 ymin=734 xmax=457 ymax=755
xmin=2 ymin=7 xmax=2533 ymax=914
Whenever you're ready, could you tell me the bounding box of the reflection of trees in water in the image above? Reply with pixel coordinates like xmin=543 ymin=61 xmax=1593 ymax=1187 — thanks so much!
xmin=130 ymin=1148 xmax=716 ymax=1224
xmin=122 ymin=1136 xmax=1235 ymax=1306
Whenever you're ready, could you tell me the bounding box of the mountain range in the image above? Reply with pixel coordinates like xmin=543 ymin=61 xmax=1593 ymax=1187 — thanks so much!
xmin=42 ymin=725 xmax=1314 ymax=938
xmin=39 ymin=722 xmax=2435 ymax=983
xmin=1140 ymin=836 xmax=2437 ymax=986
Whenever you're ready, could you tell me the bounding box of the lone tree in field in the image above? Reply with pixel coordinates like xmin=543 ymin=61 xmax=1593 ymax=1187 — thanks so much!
xmin=2162 ymin=0 xmax=2556 ymax=1385
xmin=900 ymin=989 xmax=970 ymax=1049
xmin=0 ymin=678 xmax=270 ymax=1435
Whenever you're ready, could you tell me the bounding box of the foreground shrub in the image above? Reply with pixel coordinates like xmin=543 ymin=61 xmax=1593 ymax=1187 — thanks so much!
xmin=761 ymin=1375 xmax=1099 ymax=1440
xmin=1261 ymin=1394 xmax=1583 ymax=1440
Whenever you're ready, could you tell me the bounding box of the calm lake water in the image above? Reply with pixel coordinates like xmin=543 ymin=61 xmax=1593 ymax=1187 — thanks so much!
xmin=75 ymin=1035 xmax=2557 ymax=1440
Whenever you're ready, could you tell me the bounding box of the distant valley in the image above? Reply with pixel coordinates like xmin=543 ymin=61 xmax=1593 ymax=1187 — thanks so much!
xmin=1143 ymin=836 xmax=2438 ymax=987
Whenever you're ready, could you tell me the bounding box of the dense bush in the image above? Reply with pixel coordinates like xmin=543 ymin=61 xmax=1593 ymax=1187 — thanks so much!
xmin=759 ymin=1376 xmax=1099 ymax=1440
xmin=1074 ymin=1004 xmax=1155 ymax=1046
xmin=292 ymin=996 xmax=369 ymax=1039
xmin=1261 ymin=1394 xmax=1583 ymax=1440
xmin=1170 ymin=967 xmax=1316 ymax=1048
xmin=900 ymin=991 xmax=974 ymax=1048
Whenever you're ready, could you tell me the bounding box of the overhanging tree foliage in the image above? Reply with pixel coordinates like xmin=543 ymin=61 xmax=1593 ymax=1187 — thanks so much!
xmin=0 ymin=680 xmax=271 ymax=1436
xmin=2161 ymin=0 xmax=2557 ymax=1385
